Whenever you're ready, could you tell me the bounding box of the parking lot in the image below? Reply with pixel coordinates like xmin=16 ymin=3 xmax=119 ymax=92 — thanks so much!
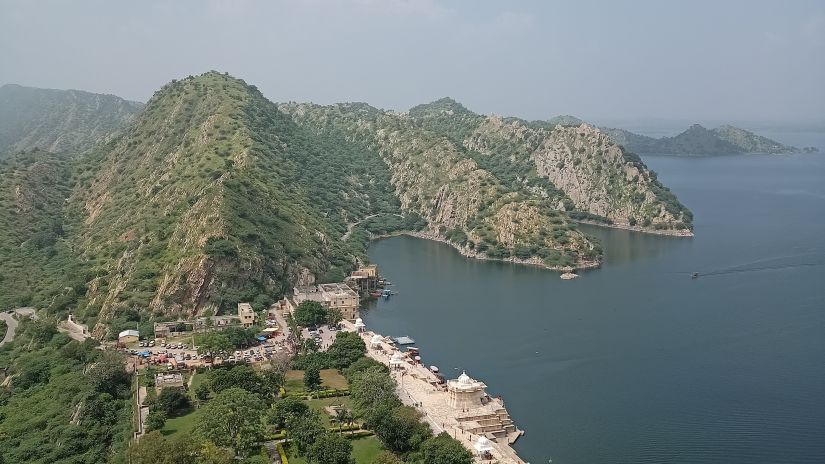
xmin=301 ymin=323 xmax=339 ymax=350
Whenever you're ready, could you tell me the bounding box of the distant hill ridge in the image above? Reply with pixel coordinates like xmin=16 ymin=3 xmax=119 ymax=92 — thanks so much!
xmin=0 ymin=83 xmax=143 ymax=157
xmin=600 ymin=123 xmax=802 ymax=155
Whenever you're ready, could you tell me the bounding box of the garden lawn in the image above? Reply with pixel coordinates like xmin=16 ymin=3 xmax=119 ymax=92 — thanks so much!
xmin=284 ymin=368 xmax=349 ymax=393
xmin=306 ymin=396 xmax=355 ymax=427
xmin=160 ymin=407 xmax=204 ymax=437
xmin=284 ymin=436 xmax=383 ymax=464
xmin=352 ymin=436 xmax=383 ymax=463
xmin=320 ymin=369 xmax=348 ymax=389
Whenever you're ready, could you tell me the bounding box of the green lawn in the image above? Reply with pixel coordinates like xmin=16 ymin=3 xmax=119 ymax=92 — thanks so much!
xmin=188 ymin=371 xmax=207 ymax=400
xmin=351 ymin=436 xmax=383 ymax=463
xmin=306 ymin=396 xmax=355 ymax=427
xmin=285 ymin=436 xmax=382 ymax=464
xmin=160 ymin=407 xmax=203 ymax=437
xmin=284 ymin=369 xmax=349 ymax=393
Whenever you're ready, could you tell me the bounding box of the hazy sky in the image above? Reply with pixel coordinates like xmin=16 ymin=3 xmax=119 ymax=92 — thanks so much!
xmin=1 ymin=0 xmax=824 ymax=125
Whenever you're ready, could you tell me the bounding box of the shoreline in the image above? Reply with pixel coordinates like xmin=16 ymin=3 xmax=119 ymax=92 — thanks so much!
xmin=343 ymin=319 xmax=528 ymax=464
xmin=370 ymin=229 xmax=602 ymax=272
xmin=573 ymin=219 xmax=695 ymax=237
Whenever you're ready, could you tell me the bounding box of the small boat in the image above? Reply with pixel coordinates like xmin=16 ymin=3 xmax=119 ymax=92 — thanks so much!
xmin=691 ymin=272 xmax=699 ymax=279
xmin=382 ymin=289 xmax=393 ymax=298
xmin=369 ymin=291 xmax=382 ymax=297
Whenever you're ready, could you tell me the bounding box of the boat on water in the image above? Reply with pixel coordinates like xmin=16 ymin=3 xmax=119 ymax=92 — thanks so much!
xmin=381 ymin=289 xmax=395 ymax=298
xmin=369 ymin=290 xmax=382 ymax=297
xmin=692 ymin=272 xmax=699 ymax=279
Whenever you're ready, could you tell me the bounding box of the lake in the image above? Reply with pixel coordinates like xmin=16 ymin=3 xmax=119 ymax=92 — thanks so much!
xmin=363 ymin=152 xmax=825 ymax=463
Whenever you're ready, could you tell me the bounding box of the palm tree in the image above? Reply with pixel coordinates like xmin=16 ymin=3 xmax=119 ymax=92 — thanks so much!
xmin=333 ymin=407 xmax=353 ymax=434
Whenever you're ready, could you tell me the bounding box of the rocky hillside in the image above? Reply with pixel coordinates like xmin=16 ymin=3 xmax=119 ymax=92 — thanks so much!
xmin=603 ymin=124 xmax=798 ymax=155
xmin=0 ymin=74 xmax=694 ymax=334
xmin=282 ymin=100 xmax=601 ymax=270
xmin=0 ymin=84 xmax=143 ymax=158
xmin=404 ymin=98 xmax=692 ymax=231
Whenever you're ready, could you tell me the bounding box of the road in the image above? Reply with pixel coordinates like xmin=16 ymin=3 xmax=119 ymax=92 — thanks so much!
xmin=0 ymin=308 xmax=35 ymax=347
xmin=0 ymin=312 xmax=18 ymax=347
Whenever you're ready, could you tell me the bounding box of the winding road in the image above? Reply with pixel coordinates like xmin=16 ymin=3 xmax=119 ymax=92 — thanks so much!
xmin=0 ymin=308 xmax=36 ymax=347
xmin=0 ymin=312 xmax=17 ymax=347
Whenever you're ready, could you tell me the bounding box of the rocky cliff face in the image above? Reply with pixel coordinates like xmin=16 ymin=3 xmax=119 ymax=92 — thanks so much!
xmin=466 ymin=117 xmax=691 ymax=229
xmin=408 ymin=99 xmax=693 ymax=232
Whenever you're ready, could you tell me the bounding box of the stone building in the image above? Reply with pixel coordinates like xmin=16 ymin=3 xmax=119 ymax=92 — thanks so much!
xmin=447 ymin=371 xmax=487 ymax=409
xmin=238 ymin=303 xmax=256 ymax=328
xmin=346 ymin=264 xmax=380 ymax=293
xmin=292 ymin=283 xmax=360 ymax=321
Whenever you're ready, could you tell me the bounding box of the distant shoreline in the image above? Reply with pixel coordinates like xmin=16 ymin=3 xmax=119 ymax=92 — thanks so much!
xmin=369 ymin=229 xmax=602 ymax=272
xmin=572 ymin=219 xmax=695 ymax=237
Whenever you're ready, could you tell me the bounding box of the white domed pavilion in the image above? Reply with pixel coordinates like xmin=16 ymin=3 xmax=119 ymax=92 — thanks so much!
xmin=370 ymin=334 xmax=383 ymax=347
xmin=353 ymin=318 xmax=366 ymax=332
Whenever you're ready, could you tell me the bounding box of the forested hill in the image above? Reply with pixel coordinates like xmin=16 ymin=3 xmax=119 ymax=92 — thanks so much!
xmin=602 ymin=124 xmax=799 ymax=155
xmin=0 ymin=73 xmax=693 ymax=337
xmin=0 ymin=84 xmax=143 ymax=158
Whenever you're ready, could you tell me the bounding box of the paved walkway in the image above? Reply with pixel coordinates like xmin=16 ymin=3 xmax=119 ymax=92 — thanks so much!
xmin=340 ymin=321 xmax=526 ymax=464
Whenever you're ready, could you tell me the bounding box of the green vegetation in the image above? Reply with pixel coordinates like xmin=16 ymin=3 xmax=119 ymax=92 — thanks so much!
xmin=0 ymin=319 xmax=132 ymax=463
xmin=0 ymin=83 xmax=142 ymax=157
xmin=603 ymin=123 xmax=797 ymax=155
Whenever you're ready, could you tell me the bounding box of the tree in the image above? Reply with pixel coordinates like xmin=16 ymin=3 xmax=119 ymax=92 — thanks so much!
xmin=371 ymin=451 xmax=405 ymax=464
xmin=145 ymin=409 xmax=167 ymax=432
xmin=210 ymin=365 xmax=265 ymax=396
xmin=285 ymin=411 xmax=325 ymax=455
xmin=195 ymin=382 xmax=211 ymax=403
xmin=195 ymin=388 xmax=263 ymax=456
xmin=306 ymin=432 xmax=354 ymax=464
xmin=196 ymin=331 xmax=231 ymax=355
xmin=325 ymin=331 xmax=366 ymax=369
xmin=294 ymin=300 xmax=327 ymax=327
xmin=268 ymin=396 xmax=310 ymax=428
xmin=304 ymin=365 xmax=322 ymax=391
xmin=413 ymin=433 xmax=473 ymax=464
xmin=325 ymin=307 xmax=343 ymax=327
xmin=373 ymin=405 xmax=430 ymax=454
xmin=156 ymin=387 xmax=191 ymax=416
xmin=349 ymin=366 xmax=400 ymax=416
xmin=332 ymin=407 xmax=353 ymax=433
xmin=87 ymin=352 xmax=130 ymax=397
xmin=343 ymin=357 xmax=388 ymax=380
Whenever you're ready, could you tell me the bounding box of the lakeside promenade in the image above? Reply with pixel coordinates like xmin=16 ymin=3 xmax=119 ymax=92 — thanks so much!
xmin=342 ymin=320 xmax=527 ymax=464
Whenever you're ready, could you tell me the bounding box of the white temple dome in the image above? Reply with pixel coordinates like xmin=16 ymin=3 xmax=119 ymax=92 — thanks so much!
xmin=354 ymin=318 xmax=365 ymax=327
xmin=458 ymin=371 xmax=472 ymax=384
xmin=370 ymin=334 xmax=383 ymax=344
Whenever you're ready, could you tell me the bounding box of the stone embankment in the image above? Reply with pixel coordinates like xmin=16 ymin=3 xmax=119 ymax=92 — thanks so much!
xmin=342 ymin=320 xmax=528 ymax=464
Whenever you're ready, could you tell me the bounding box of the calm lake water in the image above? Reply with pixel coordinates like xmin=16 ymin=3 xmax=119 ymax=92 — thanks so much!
xmin=363 ymin=152 xmax=825 ymax=463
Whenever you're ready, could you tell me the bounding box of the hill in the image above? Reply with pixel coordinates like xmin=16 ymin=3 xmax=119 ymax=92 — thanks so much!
xmin=0 ymin=74 xmax=693 ymax=336
xmin=602 ymin=124 xmax=798 ymax=155
xmin=0 ymin=83 xmax=143 ymax=158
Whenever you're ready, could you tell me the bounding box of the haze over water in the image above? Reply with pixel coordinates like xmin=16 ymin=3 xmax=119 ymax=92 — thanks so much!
xmin=364 ymin=147 xmax=825 ymax=463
